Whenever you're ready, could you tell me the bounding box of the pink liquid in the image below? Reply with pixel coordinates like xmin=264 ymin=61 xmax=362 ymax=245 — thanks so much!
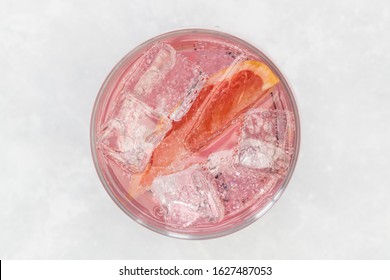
xmin=91 ymin=30 xmax=299 ymax=238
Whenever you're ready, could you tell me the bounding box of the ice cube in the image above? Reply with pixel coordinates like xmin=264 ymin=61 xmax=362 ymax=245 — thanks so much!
xmin=183 ymin=40 xmax=245 ymax=74
xmin=98 ymin=95 xmax=172 ymax=173
xmin=124 ymin=42 xmax=207 ymax=121
xmin=237 ymin=109 xmax=295 ymax=173
xmin=132 ymin=43 xmax=176 ymax=97
xmin=206 ymin=149 xmax=280 ymax=215
xmin=151 ymin=166 xmax=224 ymax=228
xmin=237 ymin=139 xmax=285 ymax=170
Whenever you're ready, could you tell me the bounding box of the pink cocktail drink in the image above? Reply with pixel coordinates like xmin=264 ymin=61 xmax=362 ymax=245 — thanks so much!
xmin=91 ymin=29 xmax=299 ymax=239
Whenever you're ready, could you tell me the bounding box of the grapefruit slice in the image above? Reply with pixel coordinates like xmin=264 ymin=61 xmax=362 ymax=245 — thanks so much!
xmin=129 ymin=60 xmax=280 ymax=197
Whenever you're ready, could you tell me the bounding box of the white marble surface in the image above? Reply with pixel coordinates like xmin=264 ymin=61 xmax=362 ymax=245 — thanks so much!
xmin=1 ymin=0 xmax=389 ymax=259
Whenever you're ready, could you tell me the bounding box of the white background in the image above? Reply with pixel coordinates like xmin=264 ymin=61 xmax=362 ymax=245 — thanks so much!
xmin=0 ymin=0 xmax=389 ymax=259
xmin=2 ymin=261 xmax=390 ymax=280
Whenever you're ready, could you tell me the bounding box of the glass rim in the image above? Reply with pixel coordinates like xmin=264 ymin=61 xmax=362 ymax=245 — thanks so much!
xmin=90 ymin=28 xmax=301 ymax=240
